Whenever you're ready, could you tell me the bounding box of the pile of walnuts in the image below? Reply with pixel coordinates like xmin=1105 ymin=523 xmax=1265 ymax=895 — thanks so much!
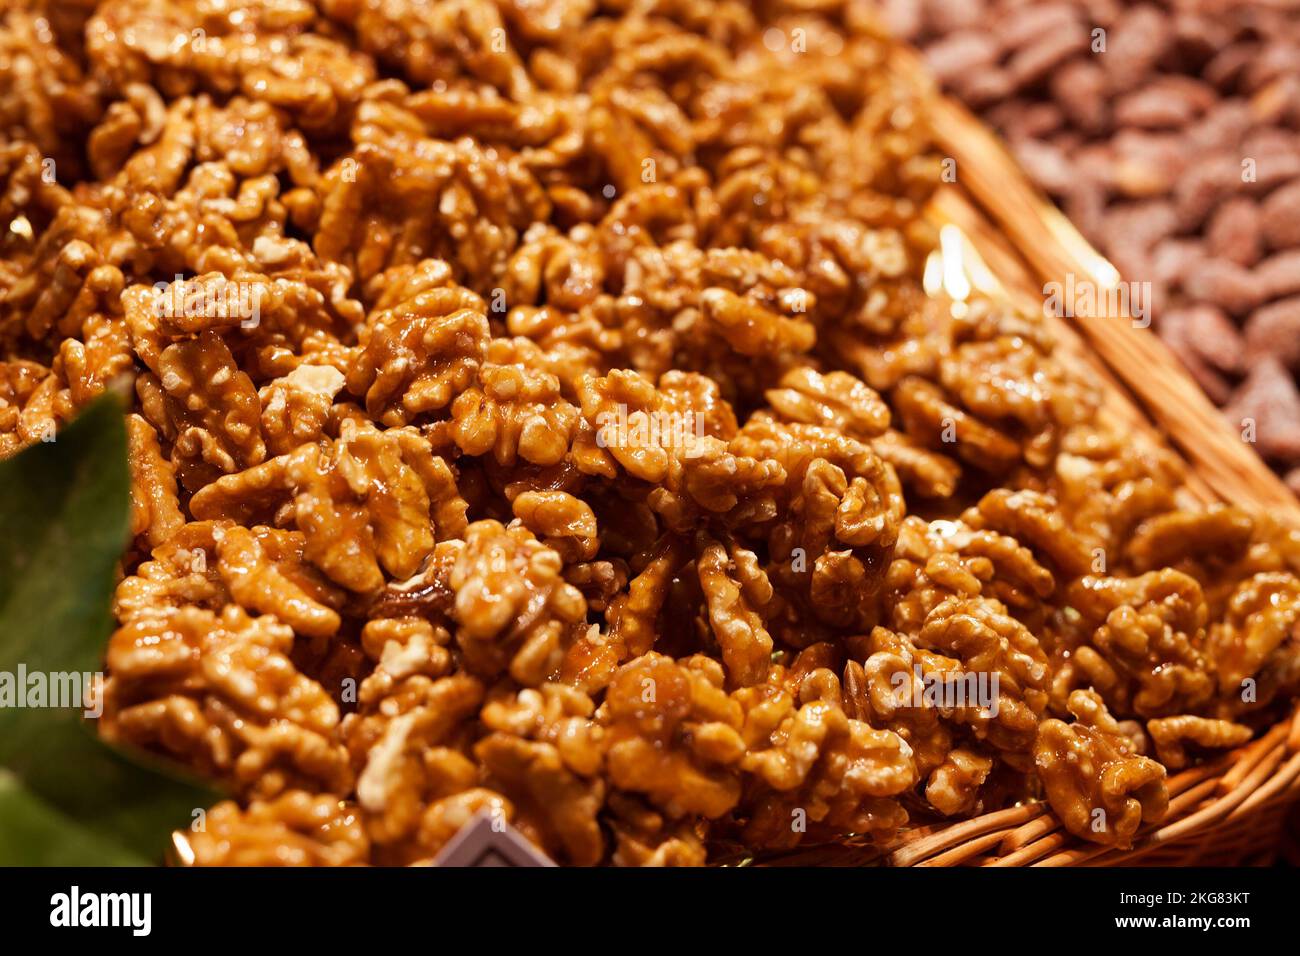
xmin=2 ymin=0 xmax=1299 ymax=866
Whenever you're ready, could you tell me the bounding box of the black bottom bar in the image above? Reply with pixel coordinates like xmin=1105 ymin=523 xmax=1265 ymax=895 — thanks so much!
xmin=0 ymin=865 xmax=1285 ymax=944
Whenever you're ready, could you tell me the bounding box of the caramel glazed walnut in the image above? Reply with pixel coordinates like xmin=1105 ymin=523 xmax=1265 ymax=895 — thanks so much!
xmin=2 ymin=0 xmax=1297 ymax=866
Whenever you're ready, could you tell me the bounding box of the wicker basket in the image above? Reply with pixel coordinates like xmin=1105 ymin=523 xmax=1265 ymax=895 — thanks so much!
xmin=788 ymin=44 xmax=1300 ymax=867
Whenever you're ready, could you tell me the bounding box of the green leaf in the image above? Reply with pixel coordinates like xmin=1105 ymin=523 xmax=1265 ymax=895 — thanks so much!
xmin=0 ymin=771 xmax=141 ymax=866
xmin=0 ymin=394 xmax=222 ymax=865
